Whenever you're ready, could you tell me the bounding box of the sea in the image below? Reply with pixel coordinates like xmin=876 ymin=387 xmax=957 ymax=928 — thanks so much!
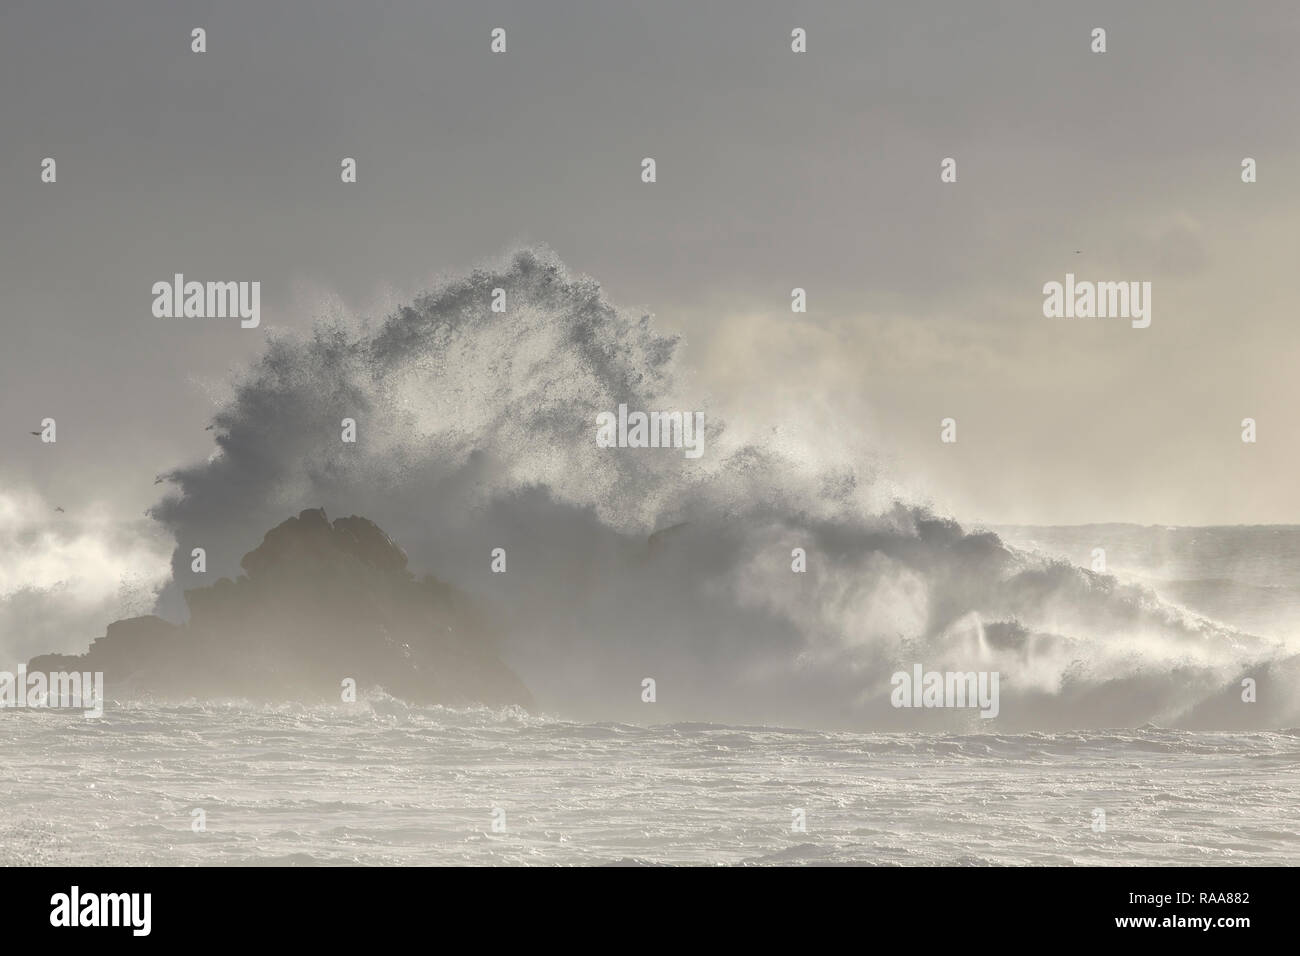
xmin=2 ymin=524 xmax=1298 ymax=866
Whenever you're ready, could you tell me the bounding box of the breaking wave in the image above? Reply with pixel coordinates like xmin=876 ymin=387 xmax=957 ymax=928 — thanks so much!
xmin=149 ymin=247 xmax=1300 ymax=731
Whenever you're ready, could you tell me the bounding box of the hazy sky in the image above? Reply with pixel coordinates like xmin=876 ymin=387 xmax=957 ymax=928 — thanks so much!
xmin=2 ymin=0 xmax=1298 ymax=537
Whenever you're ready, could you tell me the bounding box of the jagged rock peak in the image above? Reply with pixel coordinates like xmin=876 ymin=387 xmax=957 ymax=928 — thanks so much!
xmin=239 ymin=508 xmax=409 ymax=577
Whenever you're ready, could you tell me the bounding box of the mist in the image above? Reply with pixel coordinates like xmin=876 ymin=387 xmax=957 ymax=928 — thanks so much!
xmin=134 ymin=248 xmax=1299 ymax=731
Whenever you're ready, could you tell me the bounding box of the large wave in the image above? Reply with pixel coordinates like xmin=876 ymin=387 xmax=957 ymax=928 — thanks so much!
xmin=149 ymin=247 xmax=1300 ymax=731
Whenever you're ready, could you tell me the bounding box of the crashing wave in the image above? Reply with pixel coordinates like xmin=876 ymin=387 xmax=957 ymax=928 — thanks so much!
xmin=134 ymin=247 xmax=1297 ymax=731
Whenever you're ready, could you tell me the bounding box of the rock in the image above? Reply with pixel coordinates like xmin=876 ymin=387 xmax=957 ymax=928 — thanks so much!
xmin=27 ymin=509 xmax=532 ymax=708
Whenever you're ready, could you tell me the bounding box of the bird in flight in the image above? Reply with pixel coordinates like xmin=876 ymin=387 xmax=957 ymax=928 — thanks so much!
xmin=54 ymin=507 xmax=64 ymax=513
xmin=29 ymin=431 xmax=41 ymax=436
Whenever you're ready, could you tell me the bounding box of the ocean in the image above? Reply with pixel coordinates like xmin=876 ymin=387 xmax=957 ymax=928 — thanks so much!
xmin=3 ymin=700 xmax=1298 ymax=866
xmin=4 ymin=525 xmax=1299 ymax=867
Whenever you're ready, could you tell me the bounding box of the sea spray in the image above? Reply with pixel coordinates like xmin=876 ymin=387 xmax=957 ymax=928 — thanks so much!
xmin=146 ymin=247 xmax=1295 ymax=730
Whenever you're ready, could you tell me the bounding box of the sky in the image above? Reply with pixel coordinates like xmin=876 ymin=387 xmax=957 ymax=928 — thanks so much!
xmin=1 ymin=1 xmax=1298 ymax=656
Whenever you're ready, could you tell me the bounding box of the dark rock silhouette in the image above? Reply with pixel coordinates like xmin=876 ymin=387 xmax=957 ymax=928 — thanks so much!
xmin=28 ymin=508 xmax=532 ymax=707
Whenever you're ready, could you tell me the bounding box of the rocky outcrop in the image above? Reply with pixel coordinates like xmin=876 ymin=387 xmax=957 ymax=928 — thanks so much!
xmin=28 ymin=509 xmax=531 ymax=707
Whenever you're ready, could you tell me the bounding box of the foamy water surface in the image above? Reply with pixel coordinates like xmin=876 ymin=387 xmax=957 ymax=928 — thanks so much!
xmin=2 ymin=699 xmax=1296 ymax=866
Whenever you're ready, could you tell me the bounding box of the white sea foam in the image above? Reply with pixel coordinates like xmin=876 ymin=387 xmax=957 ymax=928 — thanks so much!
xmin=1 ymin=701 xmax=1296 ymax=866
